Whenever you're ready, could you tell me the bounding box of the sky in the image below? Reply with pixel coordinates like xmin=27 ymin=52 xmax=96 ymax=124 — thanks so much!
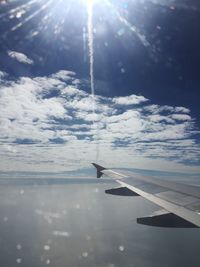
xmin=0 ymin=0 xmax=200 ymax=174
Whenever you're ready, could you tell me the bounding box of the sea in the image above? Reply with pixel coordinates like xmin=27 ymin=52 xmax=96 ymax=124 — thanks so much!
xmin=0 ymin=176 xmax=200 ymax=267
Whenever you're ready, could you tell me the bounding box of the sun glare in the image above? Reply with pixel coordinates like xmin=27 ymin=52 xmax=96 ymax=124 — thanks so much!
xmin=83 ymin=0 xmax=101 ymax=7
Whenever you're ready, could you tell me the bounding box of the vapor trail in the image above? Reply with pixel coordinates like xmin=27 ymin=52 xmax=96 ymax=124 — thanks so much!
xmin=87 ymin=0 xmax=100 ymax=162
xmin=87 ymin=0 xmax=95 ymax=98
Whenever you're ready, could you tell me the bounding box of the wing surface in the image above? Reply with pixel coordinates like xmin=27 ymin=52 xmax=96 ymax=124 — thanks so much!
xmin=92 ymin=163 xmax=200 ymax=227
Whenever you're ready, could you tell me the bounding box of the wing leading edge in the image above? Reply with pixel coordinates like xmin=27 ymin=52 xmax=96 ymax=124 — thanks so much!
xmin=92 ymin=163 xmax=200 ymax=228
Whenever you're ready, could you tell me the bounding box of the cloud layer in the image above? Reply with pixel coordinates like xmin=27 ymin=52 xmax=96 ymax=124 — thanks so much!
xmin=0 ymin=70 xmax=199 ymax=173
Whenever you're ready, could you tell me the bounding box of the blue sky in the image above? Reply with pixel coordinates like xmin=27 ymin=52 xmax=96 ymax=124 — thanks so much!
xmin=0 ymin=0 xmax=200 ymax=174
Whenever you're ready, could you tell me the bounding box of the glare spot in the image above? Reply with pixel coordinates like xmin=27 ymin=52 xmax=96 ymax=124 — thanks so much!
xmin=75 ymin=204 xmax=81 ymax=209
xmin=117 ymin=28 xmax=125 ymax=36
xmin=16 ymin=258 xmax=22 ymax=264
xmin=118 ymin=245 xmax=125 ymax=251
xmin=46 ymin=259 xmax=51 ymax=265
xmin=16 ymin=10 xmax=26 ymax=18
xmin=20 ymin=189 xmax=24 ymax=195
xmin=95 ymin=23 xmax=107 ymax=36
xmin=82 ymin=252 xmax=88 ymax=258
xmin=53 ymin=231 xmax=70 ymax=237
xmin=94 ymin=188 xmax=99 ymax=193
xmin=47 ymin=219 xmax=52 ymax=224
xmin=31 ymin=31 xmax=39 ymax=37
xmin=3 ymin=216 xmax=8 ymax=222
xmin=44 ymin=245 xmax=50 ymax=251
xmin=35 ymin=209 xmax=61 ymax=224
xmin=62 ymin=209 xmax=67 ymax=215
xmin=16 ymin=244 xmax=22 ymax=250
xmin=86 ymin=235 xmax=91 ymax=241
xmin=121 ymin=68 xmax=125 ymax=73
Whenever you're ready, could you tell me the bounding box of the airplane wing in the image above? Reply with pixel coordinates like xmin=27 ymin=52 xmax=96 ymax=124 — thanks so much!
xmin=92 ymin=163 xmax=200 ymax=228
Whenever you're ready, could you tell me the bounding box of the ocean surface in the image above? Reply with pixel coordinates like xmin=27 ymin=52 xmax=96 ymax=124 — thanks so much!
xmin=0 ymin=178 xmax=200 ymax=267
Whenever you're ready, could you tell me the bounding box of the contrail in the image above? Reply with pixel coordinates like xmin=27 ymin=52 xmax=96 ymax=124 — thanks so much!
xmin=87 ymin=0 xmax=100 ymax=162
xmin=87 ymin=0 xmax=95 ymax=98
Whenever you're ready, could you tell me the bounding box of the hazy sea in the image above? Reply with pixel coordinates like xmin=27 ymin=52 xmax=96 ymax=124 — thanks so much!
xmin=0 ymin=178 xmax=200 ymax=267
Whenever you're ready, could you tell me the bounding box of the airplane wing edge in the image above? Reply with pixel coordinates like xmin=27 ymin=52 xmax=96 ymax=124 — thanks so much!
xmin=92 ymin=163 xmax=200 ymax=228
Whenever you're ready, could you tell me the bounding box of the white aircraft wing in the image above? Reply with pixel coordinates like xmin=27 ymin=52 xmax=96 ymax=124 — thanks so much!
xmin=92 ymin=163 xmax=200 ymax=228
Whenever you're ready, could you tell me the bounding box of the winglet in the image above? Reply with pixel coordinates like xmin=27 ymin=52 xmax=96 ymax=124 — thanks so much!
xmin=92 ymin=163 xmax=106 ymax=178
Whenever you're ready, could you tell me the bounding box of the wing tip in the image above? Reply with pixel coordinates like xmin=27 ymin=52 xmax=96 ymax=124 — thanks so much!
xmin=92 ymin=163 xmax=106 ymax=178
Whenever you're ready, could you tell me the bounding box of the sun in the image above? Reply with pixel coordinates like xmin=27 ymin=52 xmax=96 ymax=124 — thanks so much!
xmin=83 ymin=0 xmax=101 ymax=6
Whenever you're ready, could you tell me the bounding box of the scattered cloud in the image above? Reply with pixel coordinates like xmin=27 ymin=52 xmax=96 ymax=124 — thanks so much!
xmin=0 ymin=70 xmax=199 ymax=173
xmin=171 ymin=114 xmax=191 ymax=121
xmin=144 ymin=105 xmax=190 ymax=115
xmin=113 ymin=94 xmax=148 ymax=105
xmin=174 ymin=106 xmax=190 ymax=114
xmin=0 ymin=71 xmax=6 ymax=79
xmin=7 ymin=50 xmax=34 ymax=65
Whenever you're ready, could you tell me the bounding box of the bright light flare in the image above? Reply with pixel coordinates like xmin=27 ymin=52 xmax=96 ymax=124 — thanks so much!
xmin=83 ymin=0 xmax=100 ymax=5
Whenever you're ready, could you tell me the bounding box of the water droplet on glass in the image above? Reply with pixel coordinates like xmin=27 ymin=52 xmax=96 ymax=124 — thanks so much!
xmin=3 ymin=216 xmax=8 ymax=222
xmin=16 ymin=258 xmax=22 ymax=264
xmin=20 ymin=189 xmax=24 ymax=195
xmin=46 ymin=259 xmax=51 ymax=265
xmin=44 ymin=245 xmax=50 ymax=251
xmin=82 ymin=252 xmax=88 ymax=258
xmin=86 ymin=235 xmax=91 ymax=241
xmin=118 ymin=245 xmax=125 ymax=251
xmin=17 ymin=244 xmax=22 ymax=250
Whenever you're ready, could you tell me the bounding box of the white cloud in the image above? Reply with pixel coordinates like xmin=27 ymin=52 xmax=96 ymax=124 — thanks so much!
xmin=144 ymin=105 xmax=191 ymax=115
xmin=158 ymin=105 xmax=176 ymax=113
xmin=113 ymin=94 xmax=148 ymax=105
xmin=171 ymin=114 xmax=191 ymax=121
xmin=68 ymin=96 xmax=96 ymax=111
xmin=61 ymin=86 xmax=87 ymax=97
xmin=51 ymin=70 xmax=75 ymax=81
xmin=174 ymin=106 xmax=190 ymax=114
xmin=8 ymin=50 xmax=34 ymax=65
xmin=142 ymin=123 xmax=190 ymax=141
xmin=75 ymin=111 xmax=101 ymax=122
xmin=0 ymin=70 xmax=199 ymax=174
xmin=147 ymin=114 xmax=174 ymax=124
xmin=0 ymin=71 xmax=7 ymax=79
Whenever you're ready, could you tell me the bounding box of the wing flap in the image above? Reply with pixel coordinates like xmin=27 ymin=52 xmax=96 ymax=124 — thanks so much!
xmin=105 ymin=187 xmax=139 ymax=196
xmin=137 ymin=210 xmax=198 ymax=228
